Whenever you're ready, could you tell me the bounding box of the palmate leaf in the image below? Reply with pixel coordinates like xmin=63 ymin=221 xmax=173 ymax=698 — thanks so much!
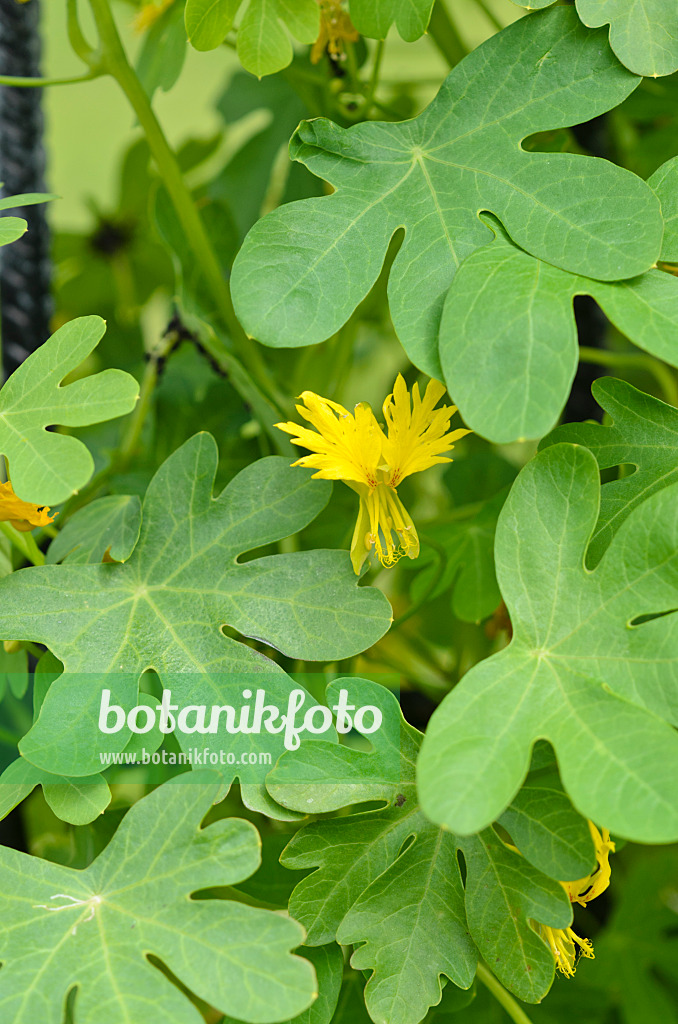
xmin=541 ymin=379 xmax=678 ymax=566
xmin=510 ymin=0 xmax=678 ymax=77
xmin=185 ymin=0 xmax=319 ymax=76
xmin=0 ymin=316 xmax=139 ymax=505
xmin=0 ymin=773 xmax=316 ymax=1024
xmin=231 ymin=7 xmax=661 ymax=378
xmin=0 ymin=435 xmax=391 ymax=804
xmin=268 ymin=680 xmax=594 ymax=1015
xmin=438 ymin=210 xmax=678 ymax=442
xmin=418 ymin=443 xmax=678 ymax=844
xmin=0 ymin=756 xmax=111 ymax=826
xmin=221 ymin=945 xmax=344 ymax=1024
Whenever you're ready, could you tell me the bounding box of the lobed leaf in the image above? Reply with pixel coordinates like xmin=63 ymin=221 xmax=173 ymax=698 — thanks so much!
xmin=232 ymin=7 xmax=660 ymax=378
xmin=270 ymin=681 xmax=590 ymax=1012
xmin=0 ymin=436 xmax=391 ymax=803
xmin=439 ymin=210 xmax=678 ymax=443
xmin=509 ymin=0 xmax=678 ymax=77
xmin=418 ymin=443 xmax=678 ymax=843
xmin=541 ymin=378 xmax=678 ymax=565
xmin=0 ymin=773 xmax=316 ymax=1023
xmin=0 ymin=316 xmax=139 ymax=505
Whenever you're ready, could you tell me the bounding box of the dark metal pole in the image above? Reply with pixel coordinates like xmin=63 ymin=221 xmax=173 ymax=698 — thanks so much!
xmin=0 ymin=0 xmax=51 ymax=379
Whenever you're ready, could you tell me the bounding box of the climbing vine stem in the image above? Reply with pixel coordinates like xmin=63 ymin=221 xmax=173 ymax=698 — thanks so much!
xmin=81 ymin=0 xmax=286 ymax=435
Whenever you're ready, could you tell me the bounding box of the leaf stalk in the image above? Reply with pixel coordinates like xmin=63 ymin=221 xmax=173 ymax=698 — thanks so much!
xmin=476 ymin=963 xmax=535 ymax=1024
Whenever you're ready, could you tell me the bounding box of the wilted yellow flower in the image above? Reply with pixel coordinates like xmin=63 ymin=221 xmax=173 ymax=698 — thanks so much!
xmin=311 ymin=0 xmax=359 ymax=64
xmin=536 ymin=822 xmax=615 ymax=978
xmin=133 ymin=0 xmax=173 ymax=32
xmin=277 ymin=375 xmax=469 ymax=573
xmin=0 ymin=480 xmax=56 ymax=533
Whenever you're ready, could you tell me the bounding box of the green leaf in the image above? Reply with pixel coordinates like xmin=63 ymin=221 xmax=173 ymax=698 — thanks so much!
xmin=221 ymin=944 xmax=344 ymax=1024
xmin=237 ymin=0 xmax=320 ymax=77
xmin=0 ymin=316 xmax=139 ymax=506
xmin=187 ymin=0 xmax=320 ymax=73
xmin=47 ymin=496 xmax=142 ymax=565
xmin=231 ymin=7 xmax=660 ymax=378
xmin=418 ymin=443 xmax=678 ymax=843
xmin=0 ymin=218 xmax=26 ymax=247
xmin=0 ymin=643 xmax=28 ymax=701
xmin=456 ymin=828 xmax=571 ymax=999
xmin=497 ymin=770 xmax=595 ymax=881
xmin=509 ymin=0 xmax=678 ymax=76
xmin=270 ymin=681 xmax=585 ymax=1010
xmin=0 ymin=757 xmax=111 ymax=826
xmin=0 ymin=192 xmax=56 ymax=212
xmin=212 ymin=70 xmax=315 ymax=241
xmin=649 ymin=155 xmax=678 ymax=260
xmin=0 ymin=193 xmax=56 ymax=249
xmin=348 ymin=0 xmax=434 ymax=41
xmin=0 ymin=435 xmax=391 ymax=790
xmin=576 ymin=0 xmax=678 ymax=78
xmin=136 ymin=0 xmax=187 ymax=96
xmin=185 ymin=0 xmax=240 ymax=50
xmin=273 ymin=681 xmax=478 ymax=1020
xmin=0 ymin=772 xmax=316 ymax=1023
xmin=541 ymin=378 xmax=678 ymax=565
xmin=439 ymin=215 xmax=678 ymax=443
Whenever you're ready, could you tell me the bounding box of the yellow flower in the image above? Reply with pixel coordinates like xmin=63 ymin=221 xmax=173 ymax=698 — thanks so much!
xmin=0 ymin=480 xmax=56 ymax=533
xmin=133 ymin=0 xmax=173 ymax=32
xmin=276 ymin=375 xmax=469 ymax=573
xmin=311 ymin=0 xmax=359 ymax=65
xmin=536 ymin=822 xmax=615 ymax=978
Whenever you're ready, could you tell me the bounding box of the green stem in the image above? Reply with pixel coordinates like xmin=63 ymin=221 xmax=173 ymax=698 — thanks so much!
xmin=476 ymin=964 xmax=535 ymax=1024
xmin=473 ymin=0 xmax=505 ymax=32
xmin=0 ymin=72 xmax=100 ymax=88
xmin=392 ymin=535 xmax=447 ymax=629
xmin=578 ymin=345 xmax=678 ymax=407
xmin=84 ymin=0 xmax=285 ymax=433
xmin=363 ymin=39 xmax=385 ymax=112
xmin=88 ymin=0 xmax=234 ymax=330
xmin=427 ymin=0 xmax=468 ymax=67
xmin=116 ymin=340 xmax=173 ymax=471
xmin=0 ymin=522 xmax=45 ymax=566
xmin=344 ymin=40 xmax=361 ymax=94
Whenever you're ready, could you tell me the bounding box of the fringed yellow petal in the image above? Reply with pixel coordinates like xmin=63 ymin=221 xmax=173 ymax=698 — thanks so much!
xmin=381 ymin=373 xmax=469 ymax=485
xmin=275 ymin=392 xmax=382 ymax=487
